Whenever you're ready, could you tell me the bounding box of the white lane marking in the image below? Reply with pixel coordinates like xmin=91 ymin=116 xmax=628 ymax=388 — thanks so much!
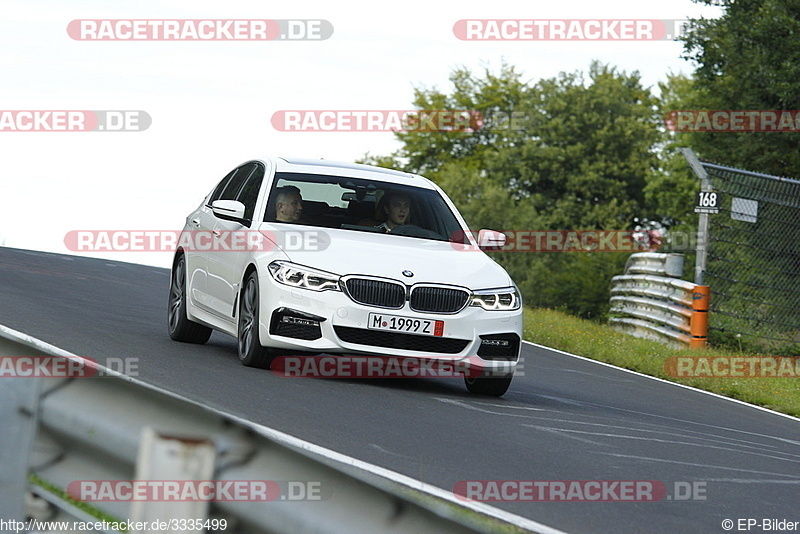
xmin=522 ymin=424 xmax=800 ymax=465
xmin=525 ymin=343 xmax=800 ymax=448
xmin=434 ymin=397 xmax=548 ymax=416
xmin=518 ymin=415 xmax=798 ymax=455
xmin=533 ymin=394 xmax=593 ymax=407
xmin=534 ymin=426 xmax=609 ymax=447
xmin=524 ymin=340 xmax=800 ymax=424
xmin=599 ymin=452 xmax=800 ymax=480
xmin=438 ymin=393 xmax=800 ymax=459
xmin=437 ymin=389 xmax=800 ymax=463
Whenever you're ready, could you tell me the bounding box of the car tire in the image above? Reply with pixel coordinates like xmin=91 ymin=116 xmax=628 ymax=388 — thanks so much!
xmin=238 ymin=271 xmax=275 ymax=369
xmin=168 ymin=255 xmax=212 ymax=344
xmin=464 ymin=373 xmax=513 ymax=396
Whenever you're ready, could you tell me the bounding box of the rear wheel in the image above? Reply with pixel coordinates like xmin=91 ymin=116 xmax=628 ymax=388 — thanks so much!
xmin=167 ymin=255 xmax=212 ymax=344
xmin=464 ymin=373 xmax=513 ymax=397
xmin=238 ymin=271 xmax=275 ymax=369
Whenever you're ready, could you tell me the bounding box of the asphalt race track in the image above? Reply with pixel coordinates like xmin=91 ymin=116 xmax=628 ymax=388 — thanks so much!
xmin=2 ymin=247 xmax=799 ymax=533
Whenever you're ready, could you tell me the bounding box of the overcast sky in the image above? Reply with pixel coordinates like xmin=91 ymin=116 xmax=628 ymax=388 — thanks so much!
xmin=0 ymin=0 xmax=723 ymax=267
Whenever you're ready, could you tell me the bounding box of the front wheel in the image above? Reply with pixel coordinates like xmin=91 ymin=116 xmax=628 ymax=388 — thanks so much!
xmin=168 ymin=255 xmax=212 ymax=344
xmin=238 ymin=272 xmax=275 ymax=369
xmin=464 ymin=373 xmax=513 ymax=396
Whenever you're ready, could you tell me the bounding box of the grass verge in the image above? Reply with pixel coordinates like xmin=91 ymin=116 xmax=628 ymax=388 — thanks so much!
xmin=29 ymin=473 xmax=127 ymax=530
xmin=523 ymin=307 xmax=800 ymax=417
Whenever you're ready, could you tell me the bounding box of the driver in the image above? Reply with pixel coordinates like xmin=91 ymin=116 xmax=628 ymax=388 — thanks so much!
xmin=376 ymin=192 xmax=411 ymax=233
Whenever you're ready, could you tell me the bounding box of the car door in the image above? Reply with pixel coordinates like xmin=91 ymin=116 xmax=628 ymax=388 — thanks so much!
xmin=206 ymin=162 xmax=267 ymax=320
xmin=186 ymin=167 xmax=238 ymax=312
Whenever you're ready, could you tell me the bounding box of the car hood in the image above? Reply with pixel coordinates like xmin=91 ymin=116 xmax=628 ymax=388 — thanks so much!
xmin=261 ymin=225 xmax=514 ymax=290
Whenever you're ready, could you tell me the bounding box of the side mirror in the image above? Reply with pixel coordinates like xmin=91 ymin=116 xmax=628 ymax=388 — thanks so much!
xmin=477 ymin=229 xmax=506 ymax=251
xmin=211 ymin=200 xmax=246 ymax=221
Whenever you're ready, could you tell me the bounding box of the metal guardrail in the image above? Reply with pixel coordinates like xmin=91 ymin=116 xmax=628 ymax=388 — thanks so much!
xmin=0 ymin=324 xmax=563 ymax=534
xmin=610 ymin=253 xmax=709 ymax=349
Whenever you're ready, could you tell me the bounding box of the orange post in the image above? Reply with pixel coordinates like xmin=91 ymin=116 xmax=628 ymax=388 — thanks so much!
xmin=690 ymin=285 xmax=710 ymax=349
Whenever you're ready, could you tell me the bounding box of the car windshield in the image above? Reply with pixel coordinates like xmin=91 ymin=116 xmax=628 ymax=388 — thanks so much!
xmin=265 ymin=172 xmax=469 ymax=243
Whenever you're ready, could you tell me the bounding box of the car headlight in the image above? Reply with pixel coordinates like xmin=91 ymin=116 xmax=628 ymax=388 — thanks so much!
xmin=268 ymin=261 xmax=341 ymax=291
xmin=471 ymin=287 xmax=521 ymax=311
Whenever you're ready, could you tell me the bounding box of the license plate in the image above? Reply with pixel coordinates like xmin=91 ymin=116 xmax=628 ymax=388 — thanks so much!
xmin=368 ymin=313 xmax=444 ymax=337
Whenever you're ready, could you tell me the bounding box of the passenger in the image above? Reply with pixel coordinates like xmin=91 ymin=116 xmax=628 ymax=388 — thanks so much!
xmin=274 ymin=186 xmax=303 ymax=223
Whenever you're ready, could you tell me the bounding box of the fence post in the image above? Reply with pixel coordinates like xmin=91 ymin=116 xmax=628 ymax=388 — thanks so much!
xmin=129 ymin=428 xmax=215 ymax=531
xmin=690 ymin=285 xmax=709 ymax=349
xmin=680 ymin=147 xmax=712 ymax=285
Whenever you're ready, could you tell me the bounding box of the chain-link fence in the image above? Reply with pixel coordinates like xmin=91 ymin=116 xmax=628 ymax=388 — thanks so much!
xmin=685 ymin=153 xmax=800 ymax=353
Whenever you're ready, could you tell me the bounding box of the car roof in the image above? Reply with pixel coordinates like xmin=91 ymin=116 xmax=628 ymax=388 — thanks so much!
xmin=269 ymin=157 xmax=435 ymax=189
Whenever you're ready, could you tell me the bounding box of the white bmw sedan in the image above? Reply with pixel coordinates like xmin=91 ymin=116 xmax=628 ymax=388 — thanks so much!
xmin=168 ymin=157 xmax=522 ymax=396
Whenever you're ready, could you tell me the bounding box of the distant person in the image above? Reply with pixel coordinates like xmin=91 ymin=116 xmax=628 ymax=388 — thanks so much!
xmin=376 ymin=192 xmax=411 ymax=232
xmin=274 ymin=186 xmax=303 ymax=223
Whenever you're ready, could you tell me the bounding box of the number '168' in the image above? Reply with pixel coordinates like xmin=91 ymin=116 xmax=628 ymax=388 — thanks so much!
xmin=698 ymin=192 xmax=718 ymax=207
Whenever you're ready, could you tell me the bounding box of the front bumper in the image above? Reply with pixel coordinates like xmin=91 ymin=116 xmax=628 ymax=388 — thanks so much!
xmin=257 ymin=271 xmax=522 ymax=373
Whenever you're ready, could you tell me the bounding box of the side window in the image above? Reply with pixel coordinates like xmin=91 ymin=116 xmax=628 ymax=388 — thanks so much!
xmin=208 ymin=168 xmax=238 ymax=205
xmin=219 ymin=163 xmax=254 ymax=201
xmin=236 ymin=164 xmax=265 ymax=222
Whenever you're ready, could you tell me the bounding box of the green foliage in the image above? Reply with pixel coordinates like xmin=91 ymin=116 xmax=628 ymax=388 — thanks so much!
xmin=646 ymin=73 xmax=702 ymax=230
xmin=365 ymin=62 xmax=665 ymax=320
xmin=396 ymin=63 xmax=531 ymax=174
xmin=513 ymin=252 xmax=630 ymax=320
xmin=681 ymin=0 xmax=800 ymax=178
xmin=358 ymin=152 xmax=403 ymax=170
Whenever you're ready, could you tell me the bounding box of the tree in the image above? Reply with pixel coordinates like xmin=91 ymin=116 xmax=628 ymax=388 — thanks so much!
xmin=507 ymin=63 xmax=658 ymax=230
xmin=645 ymin=72 xmax=702 ymax=229
xmin=681 ymin=0 xmax=800 ymax=178
xmin=363 ymin=62 xmax=661 ymax=319
xmin=388 ymin=63 xmax=531 ymax=175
